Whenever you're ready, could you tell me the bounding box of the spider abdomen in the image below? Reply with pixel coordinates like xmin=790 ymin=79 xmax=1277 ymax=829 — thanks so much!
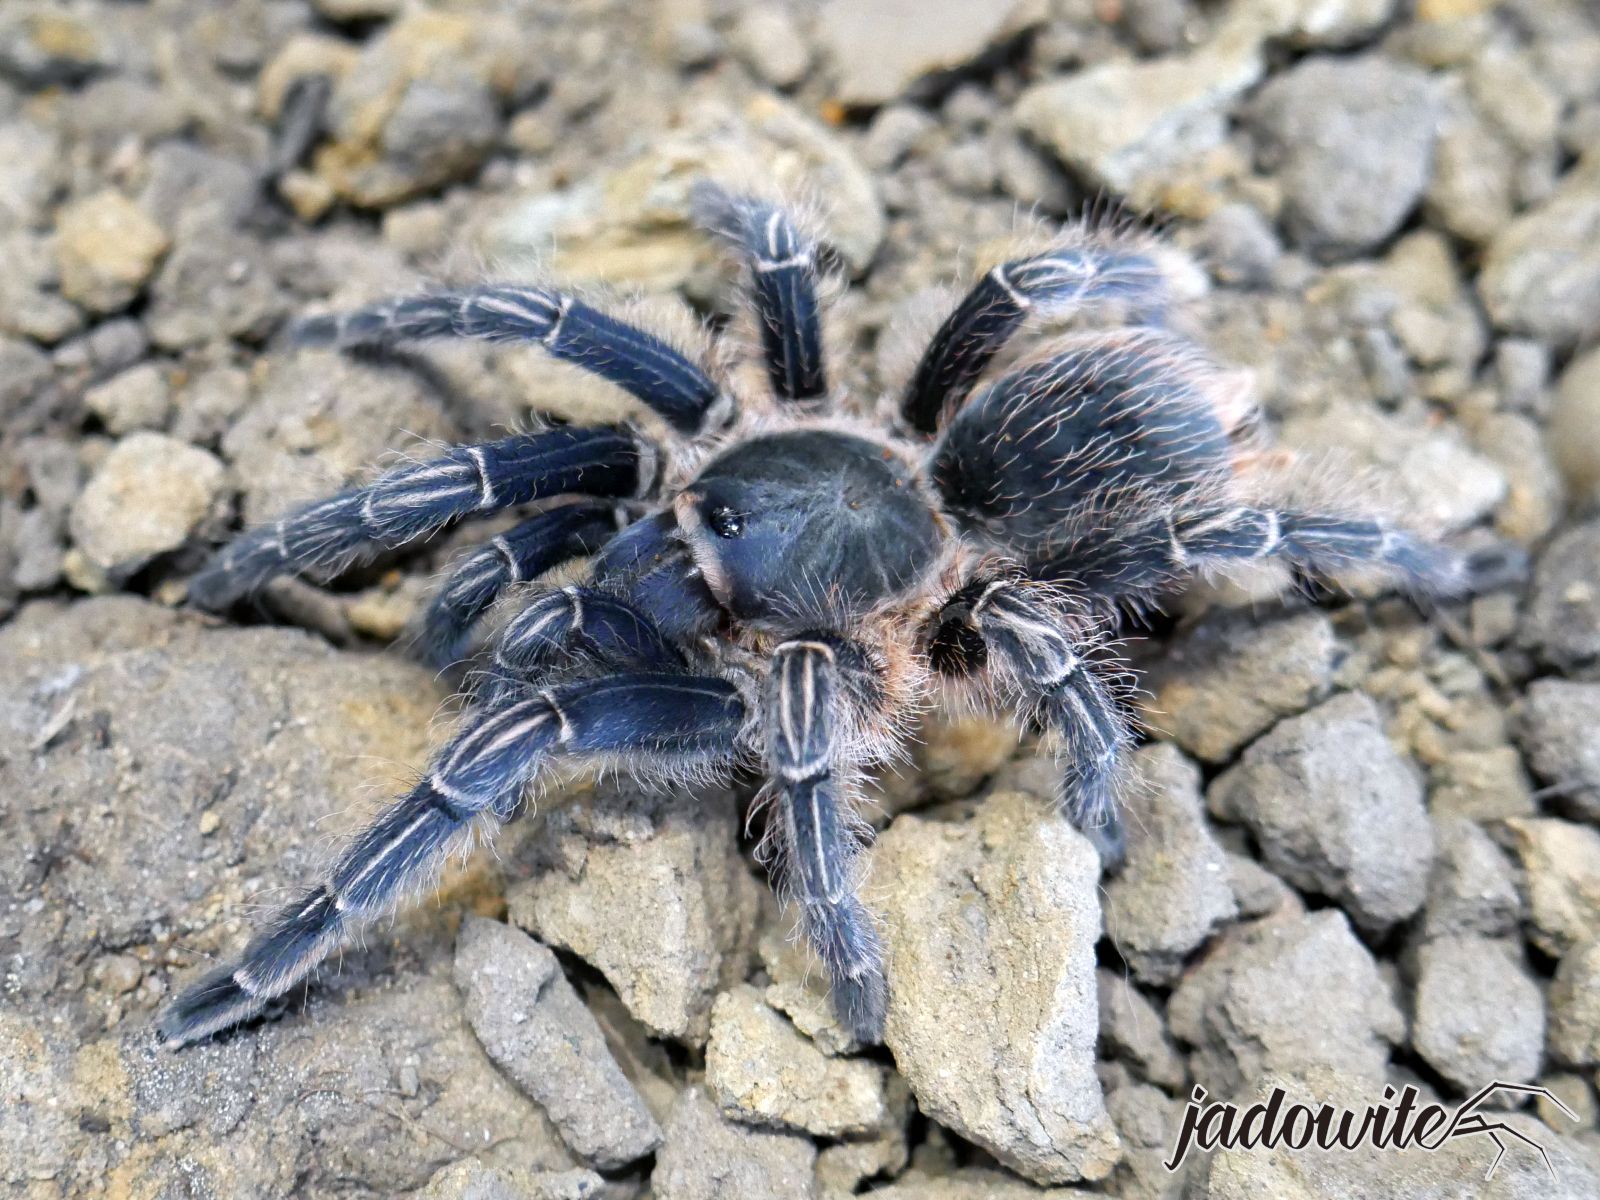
xmin=930 ymin=333 xmax=1235 ymax=546
xmin=677 ymin=429 xmax=943 ymax=623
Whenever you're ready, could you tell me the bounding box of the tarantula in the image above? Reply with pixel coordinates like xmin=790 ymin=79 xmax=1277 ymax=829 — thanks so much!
xmin=160 ymin=183 xmax=1502 ymax=1048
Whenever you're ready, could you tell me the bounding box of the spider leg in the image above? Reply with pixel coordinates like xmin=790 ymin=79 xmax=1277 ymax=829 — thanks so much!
xmin=294 ymin=287 xmax=730 ymax=435
xmin=765 ymin=635 xmax=887 ymax=1041
xmin=927 ymin=574 xmax=1134 ymax=865
xmin=190 ymin=426 xmax=654 ymax=611
xmin=419 ymin=501 xmax=627 ymax=669
xmin=158 ymin=671 xmax=746 ymax=1048
xmin=903 ymin=238 xmax=1179 ymax=434
xmin=492 ymin=586 xmax=685 ymax=679
xmin=1034 ymin=504 xmax=1521 ymax=608
xmin=692 ymin=182 xmax=827 ymax=404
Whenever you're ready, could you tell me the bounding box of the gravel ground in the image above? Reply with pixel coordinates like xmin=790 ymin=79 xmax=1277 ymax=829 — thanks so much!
xmin=3 ymin=1 xmax=1600 ymax=1197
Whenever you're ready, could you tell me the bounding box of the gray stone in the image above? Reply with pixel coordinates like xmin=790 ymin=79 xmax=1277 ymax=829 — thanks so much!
xmin=454 ymin=917 xmax=661 ymax=1170
xmin=1520 ymin=519 xmax=1600 ymax=675
xmin=1549 ymin=939 xmax=1600 ymax=1068
xmin=1144 ymin=610 xmax=1338 ymax=763
xmin=507 ymin=783 xmax=761 ymax=1044
xmin=67 ymin=433 xmax=226 ymax=582
xmin=877 ymin=791 xmax=1121 ymax=1184
xmin=860 ymin=1170 xmax=1087 ymax=1199
xmin=1425 ymin=87 xmax=1518 ymax=245
xmin=1506 ymin=818 xmax=1600 ymax=960
xmin=0 ymin=335 xmax=51 ymax=415
xmin=1413 ymin=935 xmax=1544 ymax=1090
xmin=1193 ymin=202 xmax=1282 ymax=288
xmin=1249 ymin=56 xmax=1438 ymax=255
xmin=653 ymin=1086 xmax=817 ymax=1200
xmin=704 ymin=984 xmax=888 ymax=1137
xmin=1480 ymin=158 xmax=1600 ymax=350
xmin=1420 ymin=817 xmax=1522 ymax=941
xmin=55 ymin=190 xmax=170 ymax=314
xmin=145 ymin=216 xmax=287 ymax=350
xmin=817 ymin=0 xmax=1042 ymax=107
xmin=1104 ymin=742 xmax=1238 ymax=984
xmin=84 ymin=363 xmax=172 ymax=435
xmin=1552 ymin=345 xmax=1600 ymax=501
xmin=730 ymin=4 xmax=810 ymax=89
xmin=1097 ymin=971 xmax=1187 ymax=1090
xmin=758 ymin=925 xmax=860 ymax=1058
xmin=1520 ymin=680 xmax=1600 ymax=822
xmin=1167 ymin=911 xmax=1404 ymax=1093
xmin=416 ymin=1160 xmax=607 ymax=1200
xmin=1210 ymin=692 xmax=1433 ymax=929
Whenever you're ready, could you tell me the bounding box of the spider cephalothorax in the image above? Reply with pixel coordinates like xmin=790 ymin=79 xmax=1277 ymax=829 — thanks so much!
xmin=160 ymin=183 xmax=1502 ymax=1048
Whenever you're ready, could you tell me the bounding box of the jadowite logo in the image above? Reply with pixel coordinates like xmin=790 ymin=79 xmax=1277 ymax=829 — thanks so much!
xmin=1165 ymin=1081 xmax=1579 ymax=1179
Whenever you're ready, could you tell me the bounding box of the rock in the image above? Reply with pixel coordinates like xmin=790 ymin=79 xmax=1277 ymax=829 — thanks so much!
xmin=416 ymin=1160 xmax=607 ymax=1200
xmin=145 ymin=218 xmax=287 ymax=351
xmin=704 ymin=985 xmax=888 ymax=1137
xmin=1196 ymin=1068 xmax=1600 ymax=1199
xmin=1259 ymin=0 xmax=1398 ymax=47
xmin=55 ymin=191 xmax=170 ymax=314
xmin=1248 ymin=56 xmax=1438 ymax=255
xmin=1420 ymin=817 xmax=1522 ymax=941
xmin=817 ymin=0 xmax=1042 ymax=107
xmin=876 ymin=791 xmax=1121 ymax=1184
xmin=0 ymin=335 xmax=51 ymax=415
xmin=1424 ymin=86 xmax=1517 ymax=245
xmin=1144 ymin=610 xmax=1339 ymax=763
xmin=1505 ymin=818 xmax=1600 ymax=960
xmin=812 ymin=1076 xmax=912 ymax=1193
xmin=653 ymin=1086 xmax=817 ymax=1200
xmin=1167 ymin=911 xmax=1404 ymax=1093
xmin=84 ymin=363 xmax=172 ymax=435
xmin=1549 ymin=939 xmax=1600 ymax=1068
xmin=0 ymin=5 xmax=108 ymax=88
xmin=1103 ymin=743 xmax=1238 ymax=984
xmin=454 ymin=917 xmax=661 ymax=1169
xmin=1520 ymin=680 xmax=1600 ymax=822
xmin=758 ymin=926 xmax=860 ymax=1057
xmin=0 ymin=231 xmax=81 ymax=345
xmin=1227 ymin=853 xmax=1298 ymax=919
xmin=862 ymin=1169 xmax=1088 ymax=1198
xmin=1209 ymin=692 xmax=1433 ymax=929
xmin=1097 ymin=971 xmax=1187 ymax=1089
xmin=1472 ymin=410 xmax=1564 ymax=544
xmin=1413 ymin=935 xmax=1544 ymax=1089
xmin=1017 ymin=41 xmax=1263 ymax=196
xmin=1520 ymin=519 xmax=1600 ymax=676
xmin=1193 ymin=202 xmax=1282 ymax=288
xmin=1280 ymin=403 xmax=1506 ymax=533
xmin=1429 ymin=744 xmax=1537 ymax=822
xmin=485 ymin=92 xmax=883 ymax=289
xmin=1480 ymin=158 xmax=1600 ymax=350
xmin=730 ymin=4 xmax=810 ymax=88
xmin=507 ymin=783 xmax=761 ymax=1044
xmin=67 ymin=433 xmax=226 ymax=582
xmin=1551 ymin=345 xmax=1600 ymax=500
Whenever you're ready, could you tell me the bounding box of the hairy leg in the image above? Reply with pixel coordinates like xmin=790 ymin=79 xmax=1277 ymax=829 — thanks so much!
xmin=692 ymin=183 xmax=828 ymax=403
xmin=295 ymin=287 xmax=730 ymax=435
xmin=903 ymin=235 xmax=1181 ymax=434
xmin=159 ymin=671 xmax=746 ymax=1047
xmin=765 ymin=634 xmax=889 ymax=1041
xmin=492 ymin=585 xmax=685 ymax=678
xmin=191 ymin=427 xmax=653 ymax=610
xmin=928 ymin=574 xmax=1133 ymax=864
xmin=420 ymin=501 xmax=627 ymax=668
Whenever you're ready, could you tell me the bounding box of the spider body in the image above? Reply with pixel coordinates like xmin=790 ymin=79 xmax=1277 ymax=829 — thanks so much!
xmin=160 ymin=184 xmax=1505 ymax=1050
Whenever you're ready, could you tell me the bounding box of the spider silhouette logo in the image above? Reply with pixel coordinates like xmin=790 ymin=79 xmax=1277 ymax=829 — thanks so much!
xmin=1164 ymin=1080 xmax=1580 ymax=1178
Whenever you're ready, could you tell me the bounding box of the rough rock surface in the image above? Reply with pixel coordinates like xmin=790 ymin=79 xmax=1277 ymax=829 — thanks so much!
xmin=653 ymin=1087 xmax=817 ymax=1200
xmin=1519 ymin=679 xmax=1600 ymax=821
xmin=1505 ymin=818 xmax=1600 ymax=959
xmin=1411 ymin=935 xmax=1545 ymax=1090
xmin=1209 ymin=692 xmax=1433 ymax=930
xmin=454 ymin=917 xmax=661 ymax=1170
xmin=877 ymin=792 xmax=1121 ymax=1183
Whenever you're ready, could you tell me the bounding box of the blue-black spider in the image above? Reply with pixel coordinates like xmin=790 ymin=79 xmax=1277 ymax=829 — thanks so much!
xmin=160 ymin=182 xmax=1508 ymax=1048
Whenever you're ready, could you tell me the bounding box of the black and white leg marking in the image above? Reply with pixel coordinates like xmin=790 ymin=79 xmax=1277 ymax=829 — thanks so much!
xmin=294 ymin=287 xmax=731 ymax=435
xmin=190 ymin=427 xmax=651 ymax=611
xmin=1036 ymin=505 xmax=1494 ymax=608
xmin=929 ymin=576 xmax=1132 ymax=856
xmin=420 ymin=501 xmax=630 ymax=668
xmin=692 ymin=183 xmax=827 ymax=403
xmin=493 ymin=586 xmax=684 ymax=680
xmin=158 ymin=671 xmax=746 ymax=1047
xmin=902 ymin=242 xmax=1176 ymax=434
xmin=765 ymin=635 xmax=887 ymax=1041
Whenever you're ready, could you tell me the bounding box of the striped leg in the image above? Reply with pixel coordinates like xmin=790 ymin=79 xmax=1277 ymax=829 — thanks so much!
xmin=765 ymin=635 xmax=887 ymax=1041
xmin=420 ymin=501 xmax=626 ymax=668
xmin=692 ymin=183 xmax=827 ymax=403
xmin=190 ymin=427 xmax=653 ymax=611
xmin=493 ymin=587 xmax=683 ymax=678
xmin=929 ymin=576 xmax=1132 ymax=862
xmin=294 ymin=287 xmax=729 ymax=435
xmin=903 ymin=237 xmax=1178 ymax=434
xmin=1036 ymin=505 xmax=1503 ymax=609
xmin=158 ymin=671 xmax=746 ymax=1048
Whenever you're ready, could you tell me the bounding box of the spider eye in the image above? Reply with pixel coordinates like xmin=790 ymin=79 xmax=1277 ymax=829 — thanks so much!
xmin=708 ymin=505 xmax=744 ymax=538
